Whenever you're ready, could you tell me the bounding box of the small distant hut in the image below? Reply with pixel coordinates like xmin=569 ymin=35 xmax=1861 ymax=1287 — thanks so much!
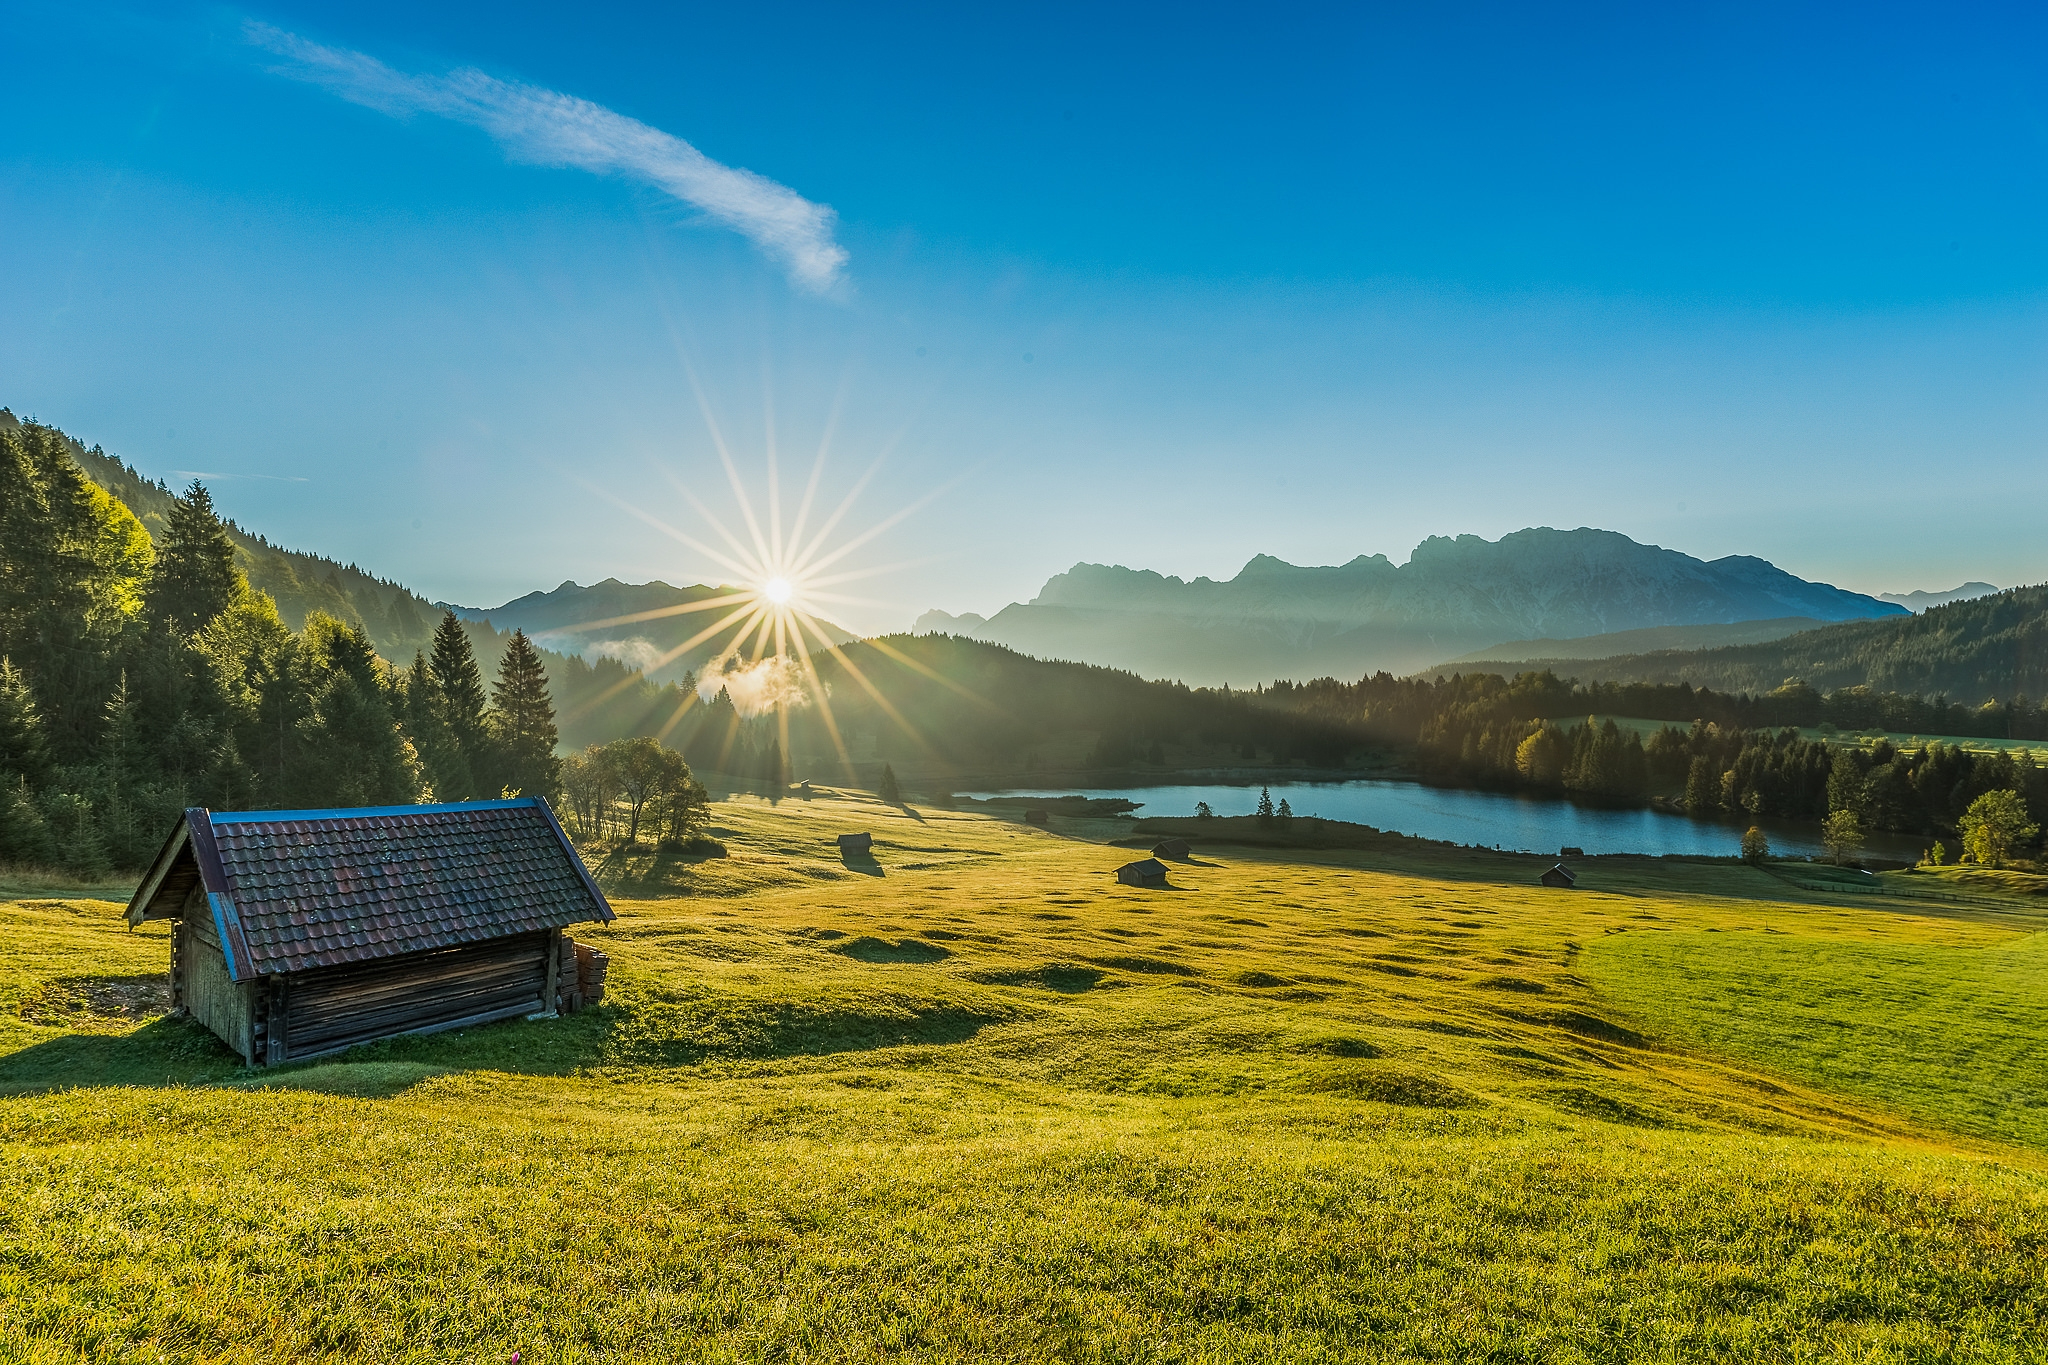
xmin=1559 ymin=845 xmax=1585 ymax=858
xmin=1023 ymin=808 xmax=1050 ymax=825
xmin=1151 ymin=837 xmax=1191 ymax=860
xmin=124 ymin=798 xmax=613 ymax=1066
xmin=1116 ymin=858 xmax=1169 ymax=888
xmin=1540 ymin=863 xmax=1578 ymax=889
xmin=837 ymin=832 xmax=874 ymax=854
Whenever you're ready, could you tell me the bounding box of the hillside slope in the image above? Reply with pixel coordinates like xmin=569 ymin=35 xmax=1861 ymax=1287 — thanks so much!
xmin=923 ymin=528 xmax=1904 ymax=684
xmin=1431 ymin=616 xmax=1829 ymax=668
xmin=2 ymin=408 xmax=693 ymax=751
xmin=1439 ymin=585 xmax=2048 ymax=701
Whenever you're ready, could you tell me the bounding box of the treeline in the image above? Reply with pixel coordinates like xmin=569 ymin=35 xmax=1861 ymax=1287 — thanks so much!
xmin=1645 ymin=722 xmax=2047 ymax=838
xmin=0 ymin=421 xmax=567 ymax=874
xmin=1261 ymin=667 xmax=2047 ymax=845
xmin=1269 ymin=668 xmax=2048 ymax=744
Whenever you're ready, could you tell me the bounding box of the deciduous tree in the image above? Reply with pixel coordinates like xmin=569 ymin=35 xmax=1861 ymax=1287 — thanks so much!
xmin=1959 ymin=789 xmax=2038 ymax=868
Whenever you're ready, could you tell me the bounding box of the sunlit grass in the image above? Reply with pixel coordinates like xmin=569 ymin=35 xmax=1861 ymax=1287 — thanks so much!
xmin=2 ymin=795 xmax=2045 ymax=1360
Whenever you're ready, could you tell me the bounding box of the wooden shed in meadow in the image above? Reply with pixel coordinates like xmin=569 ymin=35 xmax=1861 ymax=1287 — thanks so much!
xmin=1540 ymin=863 xmax=1578 ymax=889
xmin=837 ymin=832 xmax=874 ymax=854
xmin=125 ymin=798 xmax=613 ymax=1066
xmin=1151 ymin=838 xmax=1191 ymax=860
xmin=1116 ymin=858 xmax=1169 ymax=888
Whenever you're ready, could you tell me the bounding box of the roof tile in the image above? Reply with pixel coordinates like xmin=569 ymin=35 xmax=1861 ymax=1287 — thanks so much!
xmin=202 ymin=802 xmax=610 ymax=976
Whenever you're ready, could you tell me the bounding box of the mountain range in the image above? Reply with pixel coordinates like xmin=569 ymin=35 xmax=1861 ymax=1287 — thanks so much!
xmin=1877 ymin=583 xmax=2001 ymax=613
xmin=917 ymin=528 xmax=1907 ymax=684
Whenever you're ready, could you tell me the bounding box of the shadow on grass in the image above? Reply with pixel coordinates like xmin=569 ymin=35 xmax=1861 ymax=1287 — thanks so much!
xmin=592 ymin=838 xmax=730 ymax=897
xmin=0 ymin=977 xmax=1012 ymax=1096
xmin=828 ymin=935 xmax=949 ymax=964
xmin=841 ymin=852 xmax=885 ymax=877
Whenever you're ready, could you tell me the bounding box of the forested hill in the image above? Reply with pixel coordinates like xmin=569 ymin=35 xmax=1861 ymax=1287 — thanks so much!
xmin=10 ymin=409 xmax=443 ymax=662
xmin=1433 ymin=585 xmax=2048 ymax=701
xmin=1 ymin=408 xmax=698 ymax=747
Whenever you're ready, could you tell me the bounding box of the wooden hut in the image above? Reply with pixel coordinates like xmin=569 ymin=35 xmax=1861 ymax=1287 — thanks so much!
xmin=125 ymin=798 xmax=613 ymax=1066
xmin=1540 ymin=863 xmax=1577 ymax=889
xmin=837 ymin=832 xmax=874 ymax=854
xmin=1151 ymin=838 xmax=1191 ymax=860
xmin=1023 ymin=808 xmax=1049 ymax=825
xmin=1116 ymin=858 xmax=1169 ymax=888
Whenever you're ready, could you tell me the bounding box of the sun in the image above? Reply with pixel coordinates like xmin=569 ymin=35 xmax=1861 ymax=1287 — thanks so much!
xmin=562 ymin=384 xmax=969 ymax=785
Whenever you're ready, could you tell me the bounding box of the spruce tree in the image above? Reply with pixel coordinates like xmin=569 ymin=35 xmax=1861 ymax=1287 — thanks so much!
xmin=490 ymin=630 xmax=559 ymax=800
xmin=292 ymin=615 xmax=420 ymax=808
xmin=147 ymin=481 xmax=242 ymax=634
xmin=878 ymin=763 xmax=900 ymax=804
xmin=428 ymin=612 xmax=490 ymax=798
xmin=0 ymin=659 xmax=50 ymax=787
xmin=0 ymin=775 xmax=55 ymax=867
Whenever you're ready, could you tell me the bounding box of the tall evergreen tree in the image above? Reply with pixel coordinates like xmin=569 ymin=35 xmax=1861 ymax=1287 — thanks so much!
xmin=146 ymin=481 xmax=241 ymax=635
xmin=0 ymin=659 xmax=51 ymax=788
xmin=428 ymin=612 xmax=490 ymax=799
xmin=0 ymin=424 xmax=153 ymax=761
xmin=291 ymin=615 xmax=420 ymax=808
xmin=491 ymin=629 xmax=559 ymax=800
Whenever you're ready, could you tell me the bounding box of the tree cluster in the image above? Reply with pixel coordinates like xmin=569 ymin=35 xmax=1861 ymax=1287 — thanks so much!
xmin=559 ymin=736 xmax=710 ymax=847
xmin=0 ymin=424 xmax=560 ymax=875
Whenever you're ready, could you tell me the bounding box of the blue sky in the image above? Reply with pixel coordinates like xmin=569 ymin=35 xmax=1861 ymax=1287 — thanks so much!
xmin=4 ymin=1 xmax=2046 ymax=630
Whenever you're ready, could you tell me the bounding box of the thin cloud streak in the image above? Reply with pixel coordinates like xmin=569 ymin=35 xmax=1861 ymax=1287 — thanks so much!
xmin=244 ymin=21 xmax=849 ymax=293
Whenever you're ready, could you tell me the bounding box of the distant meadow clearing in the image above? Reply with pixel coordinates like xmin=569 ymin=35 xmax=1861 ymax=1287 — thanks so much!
xmin=2 ymin=794 xmax=2044 ymax=1361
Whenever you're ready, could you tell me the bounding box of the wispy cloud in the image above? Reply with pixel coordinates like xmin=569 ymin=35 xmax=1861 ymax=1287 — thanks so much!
xmin=244 ymin=21 xmax=849 ymax=293
xmin=171 ymin=469 xmax=311 ymax=483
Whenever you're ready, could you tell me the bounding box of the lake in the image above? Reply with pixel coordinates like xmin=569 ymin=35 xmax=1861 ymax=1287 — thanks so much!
xmin=959 ymin=778 xmax=1924 ymax=861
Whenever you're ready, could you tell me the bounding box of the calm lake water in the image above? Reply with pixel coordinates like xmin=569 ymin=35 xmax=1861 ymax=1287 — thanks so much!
xmin=960 ymin=778 xmax=1922 ymax=861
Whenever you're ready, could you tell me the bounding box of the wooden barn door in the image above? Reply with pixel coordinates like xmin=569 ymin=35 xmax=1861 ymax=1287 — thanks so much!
xmin=277 ymin=932 xmax=551 ymax=1061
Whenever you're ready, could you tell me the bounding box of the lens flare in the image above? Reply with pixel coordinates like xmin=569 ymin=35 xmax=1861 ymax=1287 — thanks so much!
xmin=562 ymin=385 xmax=966 ymax=785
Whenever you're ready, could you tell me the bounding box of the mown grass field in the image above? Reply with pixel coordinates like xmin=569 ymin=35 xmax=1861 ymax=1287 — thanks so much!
xmin=2 ymin=794 xmax=2046 ymax=1361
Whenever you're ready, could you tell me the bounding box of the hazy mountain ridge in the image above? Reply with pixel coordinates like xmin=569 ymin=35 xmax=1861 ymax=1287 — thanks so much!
xmin=1878 ymin=583 xmax=2000 ymax=613
xmin=922 ymin=528 xmax=1904 ymax=684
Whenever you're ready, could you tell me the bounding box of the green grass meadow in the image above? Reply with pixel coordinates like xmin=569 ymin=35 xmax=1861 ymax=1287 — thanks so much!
xmin=3 ymin=794 xmax=2046 ymax=1361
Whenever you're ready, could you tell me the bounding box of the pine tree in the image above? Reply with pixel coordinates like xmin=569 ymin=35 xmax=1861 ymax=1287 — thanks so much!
xmin=491 ymin=630 xmax=559 ymax=800
xmin=292 ymin=615 xmax=420 ymax=808
xmin=147 ymin=481 xmax=242 ymax=634
xmin=0 ymin=658 xmax=50 ymax=787
xmin=0 ymin=774 xmax=55 ymax=867
xmin=877 ymin=763 xmax=900 ymax=804
xmin=1256 ymin=786 xmax=1275 ymax=824
xmin=1276 ymin=797 xmax=1293 ymax=826
xmin=429 ymin=612 xmax=490 ymax=798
